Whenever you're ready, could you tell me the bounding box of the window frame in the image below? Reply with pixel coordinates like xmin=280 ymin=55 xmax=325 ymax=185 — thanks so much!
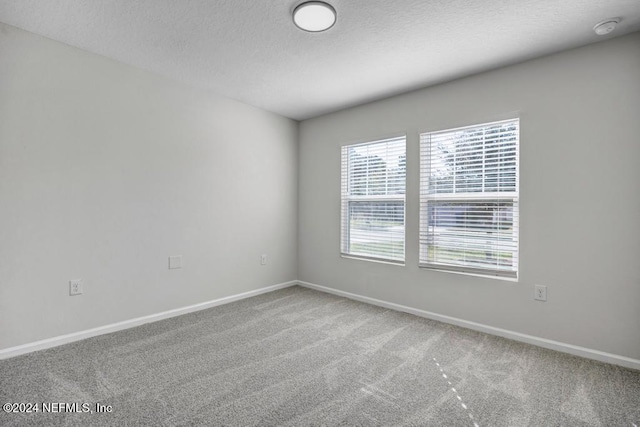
xmin=419 ymin=119 xmax=520 ymax=279
xmin=340 ymin=135 xmax=407 ymax=264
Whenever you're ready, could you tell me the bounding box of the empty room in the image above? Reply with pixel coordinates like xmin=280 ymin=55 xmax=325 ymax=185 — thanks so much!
xmin=1 ymin=1 xmax=639 ymax=425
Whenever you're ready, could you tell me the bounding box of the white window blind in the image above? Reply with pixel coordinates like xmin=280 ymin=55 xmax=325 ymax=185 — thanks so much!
xmin=341 ymin=136 xmax=406 ymax=263
xmin=419 ymin=119 xmax=519 ymax=278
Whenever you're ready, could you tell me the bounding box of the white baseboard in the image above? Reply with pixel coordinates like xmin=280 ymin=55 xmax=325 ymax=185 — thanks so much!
xmin=4 ymin=279 xmax=638 ymax=371
xmin=297 ymin=280 xmax=640 ymax=371
xmin=0 ymin=280 xmax=297 ymax=360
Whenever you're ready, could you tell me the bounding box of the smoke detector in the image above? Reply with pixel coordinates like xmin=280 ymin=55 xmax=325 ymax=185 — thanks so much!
xmin=593 ymin=19 xmax=620 ymax=36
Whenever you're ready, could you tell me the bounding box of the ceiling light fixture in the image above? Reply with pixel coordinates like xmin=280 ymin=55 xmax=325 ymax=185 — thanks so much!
xmin=593 ymin=18 xmax=620 ymax=36
xmin=293 ymin=1 xmax=336 ymax=32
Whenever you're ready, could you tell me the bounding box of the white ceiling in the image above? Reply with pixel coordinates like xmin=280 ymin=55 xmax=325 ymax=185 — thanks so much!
xmin=1 ymin=0 xmax=639 ymax=120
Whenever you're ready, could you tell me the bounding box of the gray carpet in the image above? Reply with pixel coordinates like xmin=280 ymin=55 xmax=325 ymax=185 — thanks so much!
xmin=1 ymin=286 xmax=639 ymax=426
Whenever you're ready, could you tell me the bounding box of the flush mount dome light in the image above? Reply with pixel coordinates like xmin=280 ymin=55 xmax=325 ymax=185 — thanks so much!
xmin=293 ymin=1 xmax=336 ymax=32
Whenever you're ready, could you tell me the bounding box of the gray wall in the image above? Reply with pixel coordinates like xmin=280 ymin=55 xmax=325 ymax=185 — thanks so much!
xmin=0 ymin=23 xmax=298 ymax=350
xmin=298 ymin=33 xmax=640 ymax=360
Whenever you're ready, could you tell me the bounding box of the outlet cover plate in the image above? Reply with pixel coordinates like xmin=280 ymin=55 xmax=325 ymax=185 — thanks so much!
xmin=69 ymin=279 xmax=83 ymax=296
xmin=534 ymin=284 xmax=547 ymax=301
xmin=169 ymin=255 xmax=183 ymax=269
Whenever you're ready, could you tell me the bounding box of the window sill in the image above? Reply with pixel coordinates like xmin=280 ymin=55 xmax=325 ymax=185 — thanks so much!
xmin=419 ymin=265 xmax=519 ymax=282
xmin=341 ymin=254 xmax=405 ymax=267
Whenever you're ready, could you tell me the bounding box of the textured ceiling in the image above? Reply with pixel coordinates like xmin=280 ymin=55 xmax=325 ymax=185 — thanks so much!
xmin=1 ymin=0 xmax=639 ymax=120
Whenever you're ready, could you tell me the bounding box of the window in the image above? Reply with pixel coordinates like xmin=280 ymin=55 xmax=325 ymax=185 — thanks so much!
xmin=419 ymin=119 xmax=519 ymax=278
xmin=341 ymin=136 xmax=406 ymax=263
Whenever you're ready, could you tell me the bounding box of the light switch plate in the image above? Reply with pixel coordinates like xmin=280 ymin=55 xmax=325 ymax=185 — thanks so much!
xmin=169 ymin=255 xmax=183 ymax=269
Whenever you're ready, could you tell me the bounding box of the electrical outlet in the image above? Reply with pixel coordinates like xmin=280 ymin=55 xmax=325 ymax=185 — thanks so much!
xmin=260 ymin=254 xmax=267 ymax=265
xmin=69 ymin=279 xmax=83 ymax=296
xmin=534 ymin=284 xmax=547 ymax=302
